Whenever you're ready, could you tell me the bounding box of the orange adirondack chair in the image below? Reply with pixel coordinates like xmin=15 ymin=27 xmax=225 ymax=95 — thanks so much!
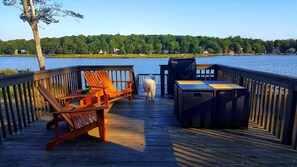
xmin=83 ymin=70 xmax=132 ymax=106
xmin=96 ymin=70 xmax=133 ymax=106
xmin=82 ymin=71 xmax=110 ymax=106
xmin=83 ymin=71 xmax=107 ymax=105
xmin=83 ymin=71 xmax=104 ymax=91
xmin=37 ymin=84 xmax=108 ymax=150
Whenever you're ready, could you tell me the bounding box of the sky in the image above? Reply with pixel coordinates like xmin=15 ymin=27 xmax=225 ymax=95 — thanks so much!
xmin=0 ymin=0 xmax=297 ymax=41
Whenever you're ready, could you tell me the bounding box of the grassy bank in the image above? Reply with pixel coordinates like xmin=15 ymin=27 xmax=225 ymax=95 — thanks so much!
xmin=0 ymin=68 xmax=31 ymax=76
xmin=1 ymin=54 xmax=35 ymax=57
xmin=48 ymin=53 xmax=212 ymax=58
xmin=2 ymin=53 xmax=213 ymax=58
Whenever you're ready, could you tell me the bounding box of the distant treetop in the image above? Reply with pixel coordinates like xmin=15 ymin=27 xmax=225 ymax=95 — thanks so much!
xmin=0 ymin=34 xmax=296 ymax=55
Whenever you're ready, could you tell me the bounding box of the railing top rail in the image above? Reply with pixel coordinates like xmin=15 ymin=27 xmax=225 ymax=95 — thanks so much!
xmin=160 ymin=64 xmax=216 ymax=70
xmin=0 ymin=65 xmax=136 ymax=88
xmin=0 ymin=66 xmax=81 ymax=87
xmin=160 ymin=63 xmax=297 ymax=84
xmin=0 ymin=72 xmax=34 ymax=87
xmin=79 ymin=65 xmax=134 ymax=68
xmin=216 ymin=64 xmax=297 ymax=85
xmin=2 ymin=64 xmax=297 ymax=88
xmin=79 ymin=65 xmax=134 ymax=71
xmin=159 ymin=64 xmax=216 ymax=67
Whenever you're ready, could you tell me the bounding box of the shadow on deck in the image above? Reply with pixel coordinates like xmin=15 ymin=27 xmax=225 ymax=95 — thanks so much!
xmin=1 ymin=87 xmax=297 ymax=166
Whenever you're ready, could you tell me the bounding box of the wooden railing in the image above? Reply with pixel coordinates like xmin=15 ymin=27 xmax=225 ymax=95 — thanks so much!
xmin=160 ymin=64 xmax=297 ymax=150
xmin=1 ymin=64 xmax=296 ymax=150
xmin=0 ymin=65 xmax=136 ymax=141
xmin=216 ymin=65 xmax=297 ymax=150
xmin=135 ymin=73 xmax=161 ymax=92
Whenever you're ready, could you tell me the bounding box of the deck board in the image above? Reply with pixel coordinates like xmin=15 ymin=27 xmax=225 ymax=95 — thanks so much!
xmin=1 ymin=88 xmax=297 ymax=166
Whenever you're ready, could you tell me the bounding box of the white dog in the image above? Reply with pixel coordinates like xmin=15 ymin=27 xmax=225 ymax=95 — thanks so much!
xmin=142 ymin=75 xmax=156 ymax=102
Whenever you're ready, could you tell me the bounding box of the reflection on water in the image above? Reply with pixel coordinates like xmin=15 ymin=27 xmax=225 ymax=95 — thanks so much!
xmin=0 ymin=55 xmax=296 ymax=77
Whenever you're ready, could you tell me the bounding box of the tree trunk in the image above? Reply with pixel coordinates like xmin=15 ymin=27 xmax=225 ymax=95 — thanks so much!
xmin=31 ymin=24 xmax=45 ymax=70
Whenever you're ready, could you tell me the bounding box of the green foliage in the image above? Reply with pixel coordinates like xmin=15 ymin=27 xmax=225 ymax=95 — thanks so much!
xmin=0 ymin=68 xmax=18 ymax=76
xmin=4 ymin=0 xmax=83 ymax=25
xmin=1 ymin=34 xmax=297 ymax=56
xmin=0 ymin=68 xmax=31 ymax=76
xmin=0 ymin=68 xmax=31 ymax=96
xmin=17 ymin=68 xmax=31 ymax=73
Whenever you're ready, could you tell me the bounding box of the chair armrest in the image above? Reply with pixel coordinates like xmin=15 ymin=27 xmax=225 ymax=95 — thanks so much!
xmin=87 ymin=85 xmax=108 ymax=96
xmin=87 ymin=85 xmax=106 ymax=89
xmin=126 ymin=81 xmax=133 ymax=88
xmin=56 ymin=96 xmax=78 ymax=100
xmin=53 ymin=104 xmax=108 ymax=115
xmin=56 ymin=90 xmax=87 ymax=100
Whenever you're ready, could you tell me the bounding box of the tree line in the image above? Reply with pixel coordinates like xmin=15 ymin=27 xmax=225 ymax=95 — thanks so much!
xmin=1 ymin=34 xmax=296 ymax=55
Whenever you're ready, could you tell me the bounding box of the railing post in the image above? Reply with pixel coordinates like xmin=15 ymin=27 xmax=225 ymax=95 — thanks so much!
xmin=239 ymin=76 xmax=244 ymax=86
xmin=281 ymin=84 xmax=296 ymax=145
xmin=77 ymin=67 xmax=83 ymax=90
xmin=160 ymin=65 xmax=166 ymax=96
xmin=131 ymin=70 xmax=138 ymax=95
xmin=0 ymin=101 xmax=6 ymax=139
xmin=293 ymin=98 xmax=297 ymax=149
xmin=214 ymin=64 xmax=218 ymax=80
xmin=135 ymin=74 xmax=139 ymax=93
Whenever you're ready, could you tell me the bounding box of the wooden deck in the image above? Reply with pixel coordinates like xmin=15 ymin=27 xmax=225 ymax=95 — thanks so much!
xmin=1 ymin=88 xmax=297 ymax=166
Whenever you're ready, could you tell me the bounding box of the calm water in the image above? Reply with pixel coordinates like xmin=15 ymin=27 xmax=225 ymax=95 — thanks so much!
xmin=0 ymin=55 xmax=297 ymax=77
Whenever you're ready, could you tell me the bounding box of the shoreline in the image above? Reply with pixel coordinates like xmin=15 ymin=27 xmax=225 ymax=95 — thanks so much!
xmin=0 ymin=53 xmax=295 ymax=58
xmin=1 ymin=53 xmax=211 ymax=58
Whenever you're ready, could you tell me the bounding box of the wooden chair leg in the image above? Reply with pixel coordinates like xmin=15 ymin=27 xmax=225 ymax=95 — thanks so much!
xmin=46 ymin=140 xmax=57 ymax=150
xmin=97 ymin=110 xmax=106 ymax=141
xmin=46 ymin=123 xmax=99 ymax=150
xmin=104 ymin=95 xmax=109 ymax=107
xmin=46 ymin=117 xmax=65 ymax=129
xmin=46 ymin=120 xmax=54 ymax=129
xmin=54 ymin=115 xmax=59 ymax=139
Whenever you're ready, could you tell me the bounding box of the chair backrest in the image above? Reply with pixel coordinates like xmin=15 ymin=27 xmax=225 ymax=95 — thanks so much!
xmin=37 ymin=84 xmax=74 ymax=128
xmin=83 ymin=71 xmax=102 ymax=91
xmin=96 ymin=70 xmax=117 ymax=93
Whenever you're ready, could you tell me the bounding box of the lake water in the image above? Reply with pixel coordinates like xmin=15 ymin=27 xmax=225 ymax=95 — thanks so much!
xmin=0 ymin=55 xmax=297 ymax=77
